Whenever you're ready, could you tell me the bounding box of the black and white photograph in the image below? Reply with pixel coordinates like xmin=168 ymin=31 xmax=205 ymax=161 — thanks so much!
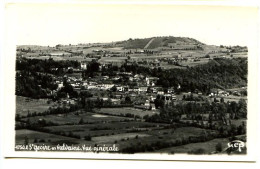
xmin=1 ymin=0 xmax=259 ymax=163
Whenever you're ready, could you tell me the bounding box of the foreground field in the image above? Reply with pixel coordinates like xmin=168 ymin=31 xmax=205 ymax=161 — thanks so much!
xmin=15 ymin=129 xmax=92 ymax=146
xmin=155 ymin=138 xmax=230 ymax=154
xmin=116 ymin=127 xmax=218 ymax=151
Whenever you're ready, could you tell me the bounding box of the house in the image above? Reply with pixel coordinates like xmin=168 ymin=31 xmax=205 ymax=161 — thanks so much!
xmin=157 ymin=90 xmax=164 ymax=95
xmin=150 ymin=103 xmax=156 ymax=110
xmin=57 ymin=82 xmax=63 ymax=89
xmin=50 ymin=52 xmax=64 ymax=56
xmin=145 ymin=77 xmax=159 ymax=86
xmin=80 ymin=62 xmax=87 ymax=70
xmin=139 ymin=86 xmax=148 ymax=93
xmin=151 ymin=87 xmax=158 ymax=93
xmin=133 ymin=87 xmax=139 ymax=92
xmin=111 ymin=99 xmax=121 ymax=105
xmin=82 ymin=81 xmax=88 ymax=86
xmin=172 ymin=95 xmax=176 ymax=100
xmin=167 ymin=88 xmax=174 ymax=94
xmin=144 ymin=100 xmax=150 ymax=107
xmin=149 ymin=95 xmax=156 ymax=102
xmin=102 ymin=84 xmax=114 ymax=90
xmin=134 ymin=100 xmax=152 ymax=110
xmin=116 ymin=86 xmax=124 ymax=92
xmin=87 ymin=85 xmax=98 ymax=89
xmin=128 ymin=87 xmax=134 ymax=92
xmin=164 ymin=94 xmax=172 ymax=101
xmin=101 ymin=76 xmax=109 ymax=80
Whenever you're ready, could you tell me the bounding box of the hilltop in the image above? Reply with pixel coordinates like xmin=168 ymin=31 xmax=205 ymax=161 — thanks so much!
xmin=114 ymin=36 xmax=204 ymax=50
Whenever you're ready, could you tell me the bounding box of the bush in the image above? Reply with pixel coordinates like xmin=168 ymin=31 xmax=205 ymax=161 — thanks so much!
xmin=215 ymin=142 xmax=223 ymax=152
xmin=39 ymin=139 xmax=45 ymax=143
xmin=84 ymin=135 xmax=91 ymax=141
xmin=33 ymin=138 xmax=38 ymax=143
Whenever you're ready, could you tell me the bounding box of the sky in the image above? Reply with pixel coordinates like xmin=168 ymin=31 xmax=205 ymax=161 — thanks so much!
xmin=5 ymin=3 xmax=258 ymax=46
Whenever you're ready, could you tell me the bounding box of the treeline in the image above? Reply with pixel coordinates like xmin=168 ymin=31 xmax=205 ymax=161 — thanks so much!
xmin=16 ymin=57 xmax=80 ymax=75
xmin=16 ymin=71 xmax=58 ymax=99
xmin=145 ymin=99 xmax=247 ymax=124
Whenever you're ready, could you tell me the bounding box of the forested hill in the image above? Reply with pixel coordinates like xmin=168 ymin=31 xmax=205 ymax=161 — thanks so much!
xmin=156 ymin=58 xmax=248 ymax=92
xmin=120 ymin=57 xmax=247 ymax=93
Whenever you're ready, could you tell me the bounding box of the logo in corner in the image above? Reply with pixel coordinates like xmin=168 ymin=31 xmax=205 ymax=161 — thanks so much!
xmin=227 ymin=140 xmax=245 ymax=152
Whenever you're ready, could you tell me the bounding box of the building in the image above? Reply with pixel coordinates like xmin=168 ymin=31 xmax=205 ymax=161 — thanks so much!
xmin=139 ymin=86 xmax=148 ymax=93
xmin=80 ymin=62 xmax=87 ymax=70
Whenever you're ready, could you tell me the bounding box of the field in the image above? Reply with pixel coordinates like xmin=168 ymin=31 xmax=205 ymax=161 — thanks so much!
xmin=21 ymin=111 xmax=132 ymax=125
xmin=44 ymin=121 xmax=166 ymax=137
xmin=155 ymin=137 xmax=230 ymax=154
xmin=16 ymin=96 xmax=54 ymax=116
xmin=116 ymin=127 xmax=218 ymax=151
xmin=231 ymin=52 xmax=248 ymax=58
xmin=92 ymin=133 xmax=150 ymax=144
xmin=96 ymin=107 xmax=160 ymax=118
xmin=15 ymin=129 xmax=91 ymax=145
xmin=16 ymin=96 xmax=245 ymax=154
xmin=30 ymin=55 xmax=92 ymax=62
xmin=16 ymin=98 xmax=222 ymax=154
xmin=210 ymin=95 xmax=247 ymax=103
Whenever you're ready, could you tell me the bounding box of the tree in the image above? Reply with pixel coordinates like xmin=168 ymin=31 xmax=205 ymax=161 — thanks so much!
xmin=34 ymin=138 xmax=38 ymax=143
xmin=238 ymin=99 xmax=247 ymax=118
xmin=110 ymin=85 xmax=117 ymax=92
xmin=78 ymin=117 xmax=84 ymax=124
xmin=84 ymin=135 xmax=92 ymax=141
xmin=182 ymin=95 xmax=186 ymax=100
xmin=24 ymin=136 xmax=29 ymax=145
xmin=220 ymin=97 xmax=224 ymax=103
xmin=215 ymin=142 xmax=223 ymax=152
xmin=214 ymin=98 xmax=218 ymax=103
xmin=125 ymin=96 xmax=132 ymax=104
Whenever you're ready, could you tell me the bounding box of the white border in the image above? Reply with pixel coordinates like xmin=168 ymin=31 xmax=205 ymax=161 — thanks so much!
xmin=1 ymin=0 xmax=260 ymax=163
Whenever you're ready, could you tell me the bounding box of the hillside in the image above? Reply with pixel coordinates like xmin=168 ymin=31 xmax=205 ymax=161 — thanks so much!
xmin=115 ymin=36 xmax=204 ymax=49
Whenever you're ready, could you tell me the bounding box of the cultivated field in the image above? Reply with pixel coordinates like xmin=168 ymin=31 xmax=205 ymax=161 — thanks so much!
xmin=20 ymin=111 xmax=132 ymax=125
xmin=44 ymin=121 xmax=165 ymax=138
